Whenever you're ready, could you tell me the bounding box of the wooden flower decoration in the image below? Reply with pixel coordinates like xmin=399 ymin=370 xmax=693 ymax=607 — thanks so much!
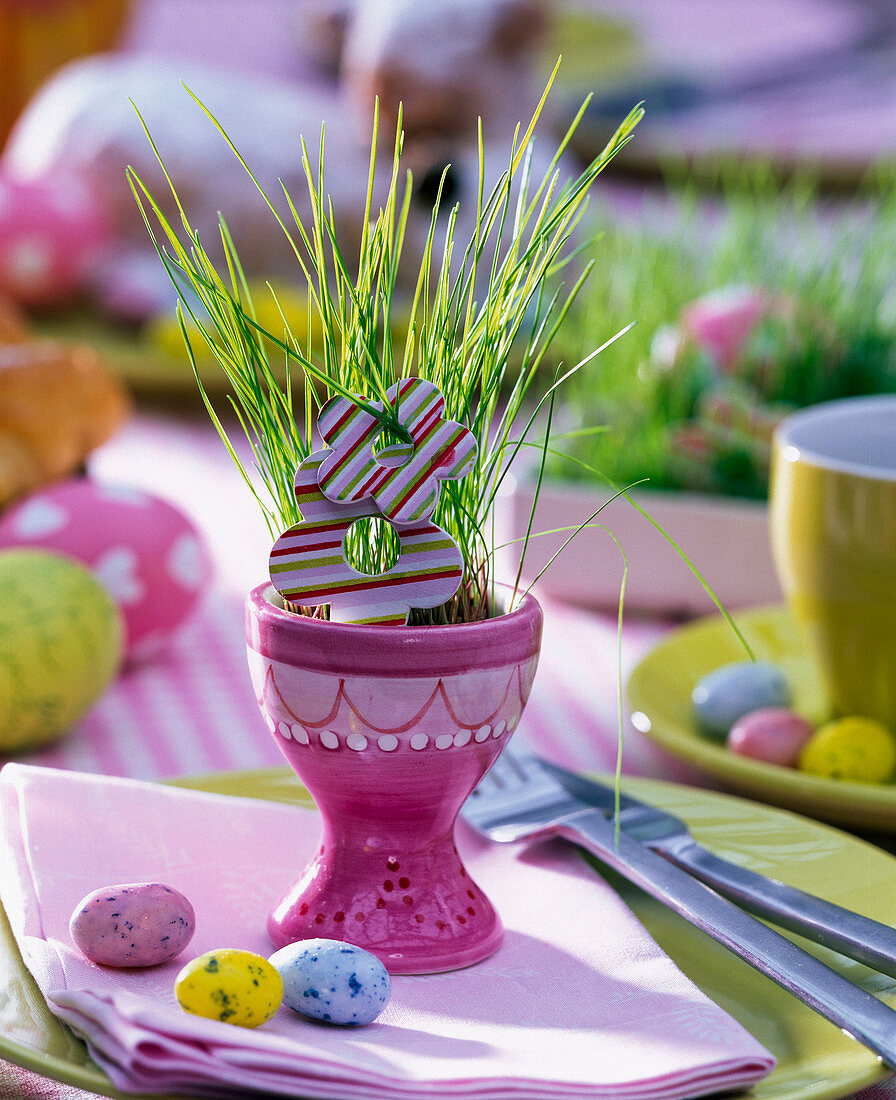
xmin=268 ymin=452 xmax=464 ymax=625
xmin=316 ymin=377 xmax=477 ymax=524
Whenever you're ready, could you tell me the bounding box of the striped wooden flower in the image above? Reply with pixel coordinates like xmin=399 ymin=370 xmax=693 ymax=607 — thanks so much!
xmin=269 ymin=453 xmax=464 ymax=625
xmin=317 ymin=378 xmax=477 ymax=524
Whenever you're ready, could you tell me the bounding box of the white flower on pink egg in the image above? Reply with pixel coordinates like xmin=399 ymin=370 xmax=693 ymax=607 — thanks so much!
xmin=11 ymin=497 xmax=68 ymax=538
xmin=94 ymin=546 xmax=145 ymax=606
xmin=167 ymin=533 xmax=206 ymax=591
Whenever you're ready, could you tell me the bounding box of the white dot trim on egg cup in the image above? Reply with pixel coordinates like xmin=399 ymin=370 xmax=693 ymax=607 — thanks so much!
xmin=272 ymin=720 xmax=517 ymax=753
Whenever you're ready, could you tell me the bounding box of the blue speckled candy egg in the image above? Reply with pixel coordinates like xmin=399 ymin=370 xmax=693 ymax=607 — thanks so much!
xmin=270 ymin=939 xmax=391 ymax=1025
xmin=70 ymin=882 xmax=195 ymax=968
xmin=692 ymin=661 xmax=791 ymax=739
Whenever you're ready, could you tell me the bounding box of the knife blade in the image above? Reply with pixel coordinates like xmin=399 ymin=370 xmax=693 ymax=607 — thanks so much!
xmin=541 ymin=758 xmax=896 ymax=978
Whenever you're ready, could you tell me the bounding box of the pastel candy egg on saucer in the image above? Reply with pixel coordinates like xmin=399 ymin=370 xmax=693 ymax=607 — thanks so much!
xmin=70 ymin=883 xmax=195 ymax=968
xmin=692 ymin=661 xmax=791 ymax=739
xmin=798 ymin=717 xmax=896 ymax=783
xmin=0 ymin=477 xmax=212 ymax=660
xmin=726 ymin=707 xmax=814 ymax=766
xmin=270 ymin=939 xmax=391 ymax=1025
xmin=175 ymin=949 xmax=283 ymax=1028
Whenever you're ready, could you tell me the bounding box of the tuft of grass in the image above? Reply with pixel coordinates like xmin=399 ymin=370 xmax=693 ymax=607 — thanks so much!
xmin=128 ymin=72 xmax=643 ymax=622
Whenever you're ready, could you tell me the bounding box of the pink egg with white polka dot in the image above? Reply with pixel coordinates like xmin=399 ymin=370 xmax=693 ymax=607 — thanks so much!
xmin=0 ymin=478 xmax=212 ymax=660
xmin=0 ymin=172 xmax=110 ymax=308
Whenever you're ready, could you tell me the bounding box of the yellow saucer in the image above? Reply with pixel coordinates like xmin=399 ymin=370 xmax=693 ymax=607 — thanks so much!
xmin=627 ymin=605 xmax=896 ymax=831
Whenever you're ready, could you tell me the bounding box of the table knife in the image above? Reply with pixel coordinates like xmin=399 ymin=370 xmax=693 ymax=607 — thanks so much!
xmin=541 ymin=758 xmax=896 ymax=978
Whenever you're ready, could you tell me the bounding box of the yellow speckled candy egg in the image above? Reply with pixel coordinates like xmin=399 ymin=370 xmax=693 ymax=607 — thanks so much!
xmin=175 ymin=949 xmax=283 ymax=1028
xmin=798 ymin=716 xmax=896 ymax=783
xmin=0 ymin=548 xmax=123 ymax=752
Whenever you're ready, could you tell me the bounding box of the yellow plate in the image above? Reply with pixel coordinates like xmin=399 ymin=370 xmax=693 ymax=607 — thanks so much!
xmin=627 ymin=604 xmax=896 ymax=831
xmin=2 ymin=766 xmax=895 ymax=1100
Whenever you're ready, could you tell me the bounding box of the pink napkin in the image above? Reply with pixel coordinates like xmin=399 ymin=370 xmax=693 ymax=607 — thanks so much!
xmin=0 ymin=764 xmax=774 ymax=1099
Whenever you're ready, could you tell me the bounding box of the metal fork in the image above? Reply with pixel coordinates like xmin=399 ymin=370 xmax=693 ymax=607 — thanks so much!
xmin=538 ymin=758 xmax=896 ymax=978
xmin=462 ymin=745 xmax=896 ymax=1068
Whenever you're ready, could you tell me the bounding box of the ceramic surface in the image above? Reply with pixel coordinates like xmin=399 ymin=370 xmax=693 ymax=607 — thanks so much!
xmin=770 ymin=395 xmax=896 ymax=730
xmin=497 ymin=480 xmax=779 ymax=616
xmin=2 ymin=768 xmax=895 ymax=1100
xmin=245 ymin=584 xmax=543 ymax=973
xmin=627 ymin=605 xmax=896 ymax=830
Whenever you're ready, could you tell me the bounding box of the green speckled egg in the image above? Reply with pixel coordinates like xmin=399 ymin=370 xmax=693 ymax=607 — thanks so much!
xmin=175 ymin=949 xmax=283 ymax=1028
xmin=0 ymin=549 xmax=123 ymax=751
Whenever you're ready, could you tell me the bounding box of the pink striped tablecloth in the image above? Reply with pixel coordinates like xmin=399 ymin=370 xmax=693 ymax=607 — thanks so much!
xmin=2 ymin=411 xmax=895 ymax=1100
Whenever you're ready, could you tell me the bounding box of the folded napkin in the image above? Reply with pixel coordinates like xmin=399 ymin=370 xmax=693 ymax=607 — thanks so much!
xmin=0 ymin=764 xmax=774 ymax=1099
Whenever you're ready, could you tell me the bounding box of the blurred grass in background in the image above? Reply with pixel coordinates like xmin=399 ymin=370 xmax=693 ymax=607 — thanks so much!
xmin=546 ymin=160 xmax=896 ymax=499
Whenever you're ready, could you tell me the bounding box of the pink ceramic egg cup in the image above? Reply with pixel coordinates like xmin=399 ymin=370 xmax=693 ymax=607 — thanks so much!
xmin=246 ymin=583 xmax=542 ymax=974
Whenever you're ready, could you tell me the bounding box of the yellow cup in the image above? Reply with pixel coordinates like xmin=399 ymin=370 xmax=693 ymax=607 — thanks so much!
xmin=770 ymin=396 xmax=896 ymax=729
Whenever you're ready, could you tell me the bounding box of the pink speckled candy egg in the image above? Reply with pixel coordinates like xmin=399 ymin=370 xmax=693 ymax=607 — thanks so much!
xmin=0 ymin=478 xmax=212 ymax=659
xmin=70 ymin=882 xmax=195 ymax=968
xmin=727 ymin=707 xmax=815 ymax=767
xmin=0 ymin=173 xmax=109 ymax=308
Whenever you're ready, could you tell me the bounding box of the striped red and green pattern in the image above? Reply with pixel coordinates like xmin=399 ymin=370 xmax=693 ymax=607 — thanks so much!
xmin=269 ymin=452 xmax=464 ymax=625
xmin=317 ymin=377 xmax=477 ymax=524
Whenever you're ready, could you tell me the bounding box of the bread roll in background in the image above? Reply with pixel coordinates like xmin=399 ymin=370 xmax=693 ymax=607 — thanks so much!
xmin=0 ymin=308 xmax=131 ymax=508
xmin=0 ymin=295 xmax=28 ymax=344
